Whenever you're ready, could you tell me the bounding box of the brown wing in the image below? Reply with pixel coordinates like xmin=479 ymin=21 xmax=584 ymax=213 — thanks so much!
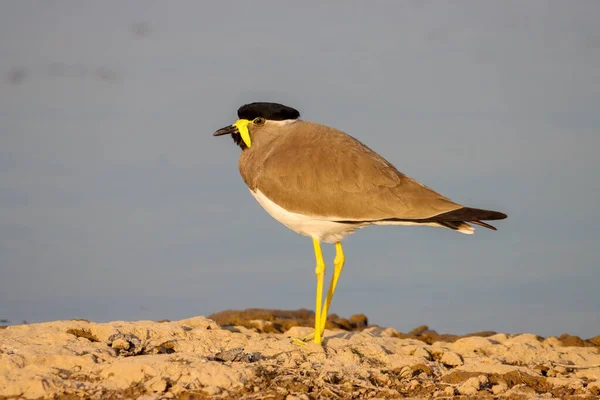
xmin=242 ymin=121 xmax=463 ymax=221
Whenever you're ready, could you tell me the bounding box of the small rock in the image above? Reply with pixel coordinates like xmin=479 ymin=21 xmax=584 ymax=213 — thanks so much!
xmin=177 ymin=315 xmax=220 ymax=330
xmin=413 ymin=347 xmax=432 ymax=360
xmin=489 ymin=333 xmax=509 ymax=342
xmin=478 ymin=375 xmax=489 ymax=388
xmin=568 ymin=380 xmax=583 ymax=390
xmin=106 ymin=333 xmax=143 ymax=356
xmin=558 ymin=333 xmax=588 ymax=347
xmin=588 ymin=335 xmax=600 ymax=346
xmin=111 ymin=338 xmax=130 ymax=350
xmin=543 ymin=337 xmax=563 ymax=347
xmin=458 ymin=386 xmax=478 ymax=395
xmin=534 ymin=364 xmax=550 ymax=376
xmin=492 ymin=382 xmax=508 ymax=395
xmin=221 ymin=325 xmax=259 ymax=335
xmin=547 ymin=377 xmax=572 ymax=388
xmin=286 ymin=395 xmax=309 ymax=400
xmin=458 ymin=377 xmax=481 ymax=395
xmin=409 ymin=325 xmax=431 ymax=335
xmin=285 ymin=326 xmax=314 ymax=339
xmin=511 ymin=333 xmax=544 ymax=343
xmin=440 ymin=351 xmax=464 ymax=367
xmin=147 ymin=341 xmax=176 ymax=355
xmin=249 ymin=319 xmax=273 ymax=332
xmin=211 ymin=347 xmax=263 ymax=362
xmin=146 ymin=376 xmax=167 ymax=393
xmin=409 ymin=379 xmax=419 ymax=390
xmin=362 ymin=326 xmax=383 ymax=336
xmin=396 ymin=365 xmax=412 ymax=379
xmin=554 ymin=365 xmax=567 ymax=375
xmin=444 ymin=386 xmax=457 ymax=396
xmin=410 ymin=363 xmax=432 ymax=377
xmin=349 ymin=314 xmax=368 ymax=329
xmin=379 ymin=327 xmax=400 ymax=337
xmin=213 ymin=347 xmax=244 ymax=361
xmin=362 ymin=326 xmax=399 ymax=337
xmin=136 ymin=395 xmax=159 ymax=400
xmin=589 ymin=381 xmax=600 ymax=396
xmin=202 ymin=386 xmax=221 ymax=395
xmin=503 ymin=385 xmax=529 ymax=398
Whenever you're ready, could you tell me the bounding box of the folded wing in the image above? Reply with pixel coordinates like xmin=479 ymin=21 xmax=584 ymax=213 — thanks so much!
xmin=250 ymin=122 xmax=466 ymax=221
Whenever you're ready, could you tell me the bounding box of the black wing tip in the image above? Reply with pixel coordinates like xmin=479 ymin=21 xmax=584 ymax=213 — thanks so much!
xmin=430 ymin=207 xmax=507 ymax=232
xmin=490 ymin=211 xmax=508 ymax=220
xmin=334 ymin=207 xmax=507 ymax=232
xmin=439 ymin=207 xmax=507 ymax=221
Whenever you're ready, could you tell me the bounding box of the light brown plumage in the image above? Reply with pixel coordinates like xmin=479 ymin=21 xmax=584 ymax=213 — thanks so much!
xmin=239 ymin=120 xmax=465 ymax=221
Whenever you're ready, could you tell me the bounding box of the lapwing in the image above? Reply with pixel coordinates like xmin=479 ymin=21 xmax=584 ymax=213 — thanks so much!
xmin=214 ymin=102 xmax=506 ymax=345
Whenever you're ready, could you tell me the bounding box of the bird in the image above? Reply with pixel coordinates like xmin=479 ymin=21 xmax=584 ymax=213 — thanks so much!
xmin=213 ymin=102 xmax=507 ymax=345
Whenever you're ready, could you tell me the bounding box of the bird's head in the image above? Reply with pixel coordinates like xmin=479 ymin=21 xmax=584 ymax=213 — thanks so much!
xmin=213 ymin=102 xmax=300 ymax=150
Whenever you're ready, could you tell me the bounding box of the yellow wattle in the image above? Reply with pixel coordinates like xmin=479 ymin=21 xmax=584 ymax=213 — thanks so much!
xmin=233 ymin=119 xmax=252 ymax=148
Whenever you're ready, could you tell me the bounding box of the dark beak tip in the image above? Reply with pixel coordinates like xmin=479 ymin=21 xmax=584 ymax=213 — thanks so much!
xmin=213 ymin=125 xmax=238 ymax=137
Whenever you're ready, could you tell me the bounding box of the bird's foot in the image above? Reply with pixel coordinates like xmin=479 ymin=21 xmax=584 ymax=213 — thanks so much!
xmin=290 ymin=331 xmax=320 ymax=346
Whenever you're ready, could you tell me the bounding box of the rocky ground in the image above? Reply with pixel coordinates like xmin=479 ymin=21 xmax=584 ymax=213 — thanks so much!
xmin=1 ymin=310 xmax=599 ymax=399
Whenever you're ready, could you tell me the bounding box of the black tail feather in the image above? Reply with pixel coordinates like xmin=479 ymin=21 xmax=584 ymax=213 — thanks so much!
xmin=433 ymin=207 xmax=507 ymax=222
xmin=431 ymin=207 xmax=506 ymax=231
xmin=470 ymin=220 xmax=497 ymax=231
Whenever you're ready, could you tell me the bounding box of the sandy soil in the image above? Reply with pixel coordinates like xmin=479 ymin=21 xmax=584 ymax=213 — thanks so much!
xmin=1 ymin=312 xmax=599 ymax=399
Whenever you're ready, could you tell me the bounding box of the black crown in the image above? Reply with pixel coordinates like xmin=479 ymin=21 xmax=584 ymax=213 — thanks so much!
xmin=237 ymin=102 xmax=300 ymax=121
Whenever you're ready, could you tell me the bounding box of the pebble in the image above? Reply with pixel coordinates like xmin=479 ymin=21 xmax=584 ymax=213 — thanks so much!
xmin=286 ymin=395 xmax=309 ymax=400
xmin=492 ymin=382 xmax=508 ymax=395
xmin=397 ymin=365 xmax=412 ymax=379
xmin=589 ymin=381 xmax=600 ymax=396
xmin=380 ymin=327 xmax=401 ymax=337
xmin=413 ymin=347 xmax=432 ymax=361
xmin=444 ymin=386 xmax=457 ymax=396
xmin=440 ymin=351 xmax=464 ymax=367
xmin=544 ymin=337 xmax=563 ymax=347
xmin=568 ymin=380 xmax=583 ymax=390
xmin=146 ymin=377 xmax=167 ymax=393
xmin=202 ymin=386 xmax=222 ymax=395
xmin=553 ymin=365 xmax=567 ymax=375
xmin=249 ymin=319 xmax=273 ymax=331
xmin=136 ymin=395 xmax=159 ymax=400
xmin=477 ymin=375 xmax=489 ymax=387
xmin=458 ymin=377 xmax=481 ymax=395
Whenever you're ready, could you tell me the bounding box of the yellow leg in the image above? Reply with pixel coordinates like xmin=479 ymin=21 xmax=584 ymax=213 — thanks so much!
xmin=319 ymin=242 xmax=345 ymax=335
xmin=313 ymin=238 xmax=326 ymax=345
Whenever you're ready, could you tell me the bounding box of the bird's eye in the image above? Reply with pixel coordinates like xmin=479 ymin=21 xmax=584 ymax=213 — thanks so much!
xmin=253 ymin=117 xmax=265 ymax=126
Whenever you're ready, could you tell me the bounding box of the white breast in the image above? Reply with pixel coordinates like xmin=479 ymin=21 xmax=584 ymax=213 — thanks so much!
xmin=250 ymin=189 xmax=362 ymax=243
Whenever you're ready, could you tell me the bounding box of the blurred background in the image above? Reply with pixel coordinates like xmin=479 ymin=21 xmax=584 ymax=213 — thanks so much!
xmin=1 ymin=1 xmax=599 ymax=337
